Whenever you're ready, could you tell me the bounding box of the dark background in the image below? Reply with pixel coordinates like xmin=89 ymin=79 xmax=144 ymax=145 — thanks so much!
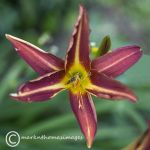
xmin=0 ymin=0 xmax=150 ymax=150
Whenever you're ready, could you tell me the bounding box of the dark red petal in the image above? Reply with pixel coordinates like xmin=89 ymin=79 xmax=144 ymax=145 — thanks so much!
xmin=69 ymin=91 xmax=97 ymax=148
xmin=6 ymin=34 xmax=64 ymax=75
xmin=65 ymin=5 xmax=90 ymax=72
xmin=91 ymin=45 xmax=142 ymax=78
xmin=87 ymin=70 xmax=137 ymax=102
xmin=10 ymin=70 xmax=65 ymax=102
xmin=144 ymin=122 xmax=150 ymax=150
xmin=124 ymin=122 xmax=150 ymax=149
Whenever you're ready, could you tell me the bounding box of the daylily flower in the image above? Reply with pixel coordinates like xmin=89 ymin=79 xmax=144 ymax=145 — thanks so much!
xmin=122 ymin=122 xmax=150 ymax=150
xmin=6 ymin=5 xmax=142 ymax=148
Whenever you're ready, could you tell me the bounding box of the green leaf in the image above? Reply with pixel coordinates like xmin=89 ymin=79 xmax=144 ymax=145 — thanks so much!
xmin=98 ymin=35 xmax=111 ymax=56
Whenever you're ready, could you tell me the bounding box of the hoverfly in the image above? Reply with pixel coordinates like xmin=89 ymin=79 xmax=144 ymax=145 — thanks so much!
xmin=66 ymin=72 xmax=82 ymax=85
xmin=66 ymin=72 xmax=91 ymax=85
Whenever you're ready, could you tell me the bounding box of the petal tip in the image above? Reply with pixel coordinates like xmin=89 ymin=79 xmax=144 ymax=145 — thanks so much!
xmin=5 ymin=33 xmax=9 ymax=38
xmin=79 ymin=4 xmax=84 ymax=10
xmin=5 ymin=34 xmax=23 ymax=52
xmin=136 ymin=45 xmax=142 ymax=52
xmin=79 ymin=4 xmax=87 ymax=17
xmin=139 ymin=47 xmax=143 ymax=54
xmin=5 ymin=34 xmax=20 ymax=47
xmin=5 ymin=34 xmax=15 ymax=40
xmin=129 ymin=95 xmax=138 ymax=103
xmin=126 ymin=90 xmax=137 ymax=102
xmin=5 ymin=34 xmax=23 ymax=45
xmin=5 ymin=34 xmax=13 ymax=41
xmin=9 ymin=93 xmax=18 ymax=99
xmin=86 ymin=135 xmax=95 ymax=149
xmin=133 ymin=45 xmax=143 ymax=54
xmin=87 ymin=141 xmax=93 ymax=149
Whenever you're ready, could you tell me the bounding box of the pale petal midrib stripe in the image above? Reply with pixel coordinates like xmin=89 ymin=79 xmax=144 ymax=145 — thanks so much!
xmin=98 ymin=50 xmax=139 ymax=72
xmin=75 ymin=20 xmax=82 ymax=63
xmin=18 ymin=84 xmax=65 ymax=97
xmin=88 ymin=84 xmax=135 ymax=100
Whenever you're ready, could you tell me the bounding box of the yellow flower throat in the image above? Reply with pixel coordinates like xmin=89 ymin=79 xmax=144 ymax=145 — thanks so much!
xmin=63 ymin=64 xmax=91 ymax=94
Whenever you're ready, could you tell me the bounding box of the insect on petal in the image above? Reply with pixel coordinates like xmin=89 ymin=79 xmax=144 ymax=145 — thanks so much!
xmin=69 ymin=91 xmax=97 ymax=148
xmin=6 ymin=34 xmax=64 ymax=75
xmin=10 ymin=70 xmax=65 ymax=102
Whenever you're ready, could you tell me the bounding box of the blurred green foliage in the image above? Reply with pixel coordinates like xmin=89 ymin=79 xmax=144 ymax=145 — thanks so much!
xmin=0 ymin=0 xmax=150 ymax=150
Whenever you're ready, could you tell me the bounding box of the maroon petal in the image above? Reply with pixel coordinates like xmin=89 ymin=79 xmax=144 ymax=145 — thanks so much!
xmin=87 ymin=70 xmax=137 ymax=102
xmin=65 ymin=5 xmax=90 ymax=72
xmin=144 ymin=122 xmax=150 ymax=150
xmin=69 ymin=91 xmax=97 ymax=148
xmin=6 ymin=34 xmax=64 ymax=75
xmin=91 ymin=45 xmax=142 ymax=78
xmin=123 ymin=122 xmax=150 ymax=150
xmin=10 ymin=70 xmax=65 ymax=102
xmin=133 ymin=122 xmax=150 ymax=150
